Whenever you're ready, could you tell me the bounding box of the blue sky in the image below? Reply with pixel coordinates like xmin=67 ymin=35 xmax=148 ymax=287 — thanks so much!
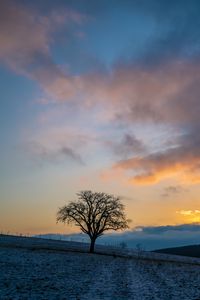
xmin=1 ymin=0 xmax=200 ymax=241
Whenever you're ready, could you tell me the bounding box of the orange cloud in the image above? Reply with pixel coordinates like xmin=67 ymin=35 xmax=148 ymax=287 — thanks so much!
xmin=176 ymin=210 xmax=200 ymax=223
xmin=113 ymin=137 xmax=200 ymax=185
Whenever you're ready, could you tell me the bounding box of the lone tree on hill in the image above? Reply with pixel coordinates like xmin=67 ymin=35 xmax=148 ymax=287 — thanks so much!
xmin=57 ymin=190 xmax=130 ymax=253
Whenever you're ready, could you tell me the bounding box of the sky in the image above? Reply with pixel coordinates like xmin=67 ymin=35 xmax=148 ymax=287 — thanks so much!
xmin=0 ymin=0 xmax=200 ymax=245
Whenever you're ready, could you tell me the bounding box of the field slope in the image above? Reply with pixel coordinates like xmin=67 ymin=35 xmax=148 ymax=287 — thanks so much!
xmin=0 ymin=235 xmax=200 ymax=299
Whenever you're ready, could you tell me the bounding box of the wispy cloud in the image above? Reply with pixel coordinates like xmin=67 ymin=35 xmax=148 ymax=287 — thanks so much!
xmin=26 ymin=142 xmax=84 ymax=164
xmin=107 ymin=133 xmax=146 ymax=159
xmin=0 ymin=0 xmax=86 ymax=98
xmin=27 ymin=141 xmax=84 ymax=165
xmin=161 ymin=185 xmax=188 ymax=198
xmin=177 ymin=210 xmax=200 ymax=216
xmin=24 ymin=126 xmax=91 ymax=165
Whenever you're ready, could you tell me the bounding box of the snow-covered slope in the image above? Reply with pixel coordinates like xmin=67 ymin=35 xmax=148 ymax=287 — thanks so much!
xmin=1 ymin=235 xmax=200 ymax=299
xmin=1 ymin=234 xmax=200 ymax=264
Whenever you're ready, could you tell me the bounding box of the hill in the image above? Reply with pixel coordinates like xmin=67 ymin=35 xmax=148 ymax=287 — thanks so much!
xmin=1 ymin=234 xmax=200 ymax=299
xmin=154 ymin=244 xmax=200 ymax=258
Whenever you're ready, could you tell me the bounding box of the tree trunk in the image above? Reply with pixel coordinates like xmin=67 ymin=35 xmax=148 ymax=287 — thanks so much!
xmin=89 ymin=237 xmax=96 ymax=253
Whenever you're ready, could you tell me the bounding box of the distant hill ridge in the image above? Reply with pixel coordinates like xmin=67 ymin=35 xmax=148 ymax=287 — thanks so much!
xmin=154 ymin=244 xmax=200 ymax=258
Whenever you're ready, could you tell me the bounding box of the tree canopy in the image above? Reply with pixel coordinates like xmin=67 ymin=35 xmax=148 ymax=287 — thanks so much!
xmin=57 ymin=190 xmax=130 ymax=252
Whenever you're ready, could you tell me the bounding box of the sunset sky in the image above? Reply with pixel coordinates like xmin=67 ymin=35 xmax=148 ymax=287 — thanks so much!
xmin=1 ymin=0 xmax=200 ymax=238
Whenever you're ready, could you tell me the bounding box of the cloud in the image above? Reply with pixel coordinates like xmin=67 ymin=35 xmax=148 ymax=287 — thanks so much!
xmin=2 ymin=1 xmax=200 ymax=186
xmin=161 ymin=185 xmax=188 ymax=198
xmin=177 ymin=210 xmax=200 ymax=216
xmin=137 ymin=223 xmax=200 ymax=235
xmin=0 ymin=1 xmax=49 ymax=66
xmin=39 ymin=222 xmax=200 ymax=250
xmin=24 ymin=125 xmax=91 ymax=165
xmin=2 ymin=1 xmax=200 ymax=118
xmin=61 ymin=146 xmax=84 ymax=165
xmin=26 ymin=141 xmax=84 ymax=165
xmin=31 ymin=60 xmax=200 ymax=184
xmin=114 ymin=127 xmax=200 ymax=184
xmin=107 ymin=133 xmax=146 ymax=159
xmin=25 ymin=54 xmax=200 ymax=185
xmin=176 ymin=210 xmax=200 ymax=223
xmin=0 ymin=0 xmax=86 ymax=99
xmin=34 ymin=59 xmax=200 ymax=130
xmin=41 ymin=60 xmax=200 ymax=126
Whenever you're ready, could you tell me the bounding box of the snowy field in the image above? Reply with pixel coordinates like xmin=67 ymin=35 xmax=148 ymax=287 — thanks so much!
xmin=1 ymin=235 xmax=200 ymax=299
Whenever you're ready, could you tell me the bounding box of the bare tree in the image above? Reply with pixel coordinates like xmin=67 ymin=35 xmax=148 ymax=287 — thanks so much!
xmin=57 ymin=190 xmax=130 ymax=253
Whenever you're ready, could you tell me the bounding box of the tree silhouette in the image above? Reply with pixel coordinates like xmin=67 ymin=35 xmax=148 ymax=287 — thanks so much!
xmin=57 ymin=190 xmax=130 ymax=253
